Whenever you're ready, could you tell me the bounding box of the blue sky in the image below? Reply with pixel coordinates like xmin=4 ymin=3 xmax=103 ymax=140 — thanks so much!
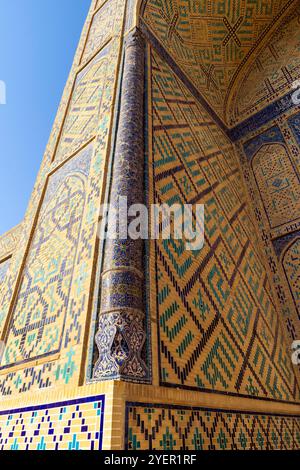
xmin=0 ymin=0 xmax=91 ymax=235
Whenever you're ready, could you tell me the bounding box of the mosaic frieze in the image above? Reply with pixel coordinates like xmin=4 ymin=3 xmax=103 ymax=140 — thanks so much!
xmin=126 ymin=403 xmax=300 ymax=450
xmin=0 ymin=395 xmax=105 ymax=450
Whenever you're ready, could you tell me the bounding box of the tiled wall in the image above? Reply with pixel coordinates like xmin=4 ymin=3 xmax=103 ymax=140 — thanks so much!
xmin=0 ymin=0 xmax=127 ymax=397
xmin=146 ymin=47 xmax=300 ymax=402
xmin=231 ymin=8 xmax=300 ymax=125
xmin=142 ymin=0 xmax=296 ymax=122
xmin=0 ymin=0 xmax=299 ymax=452
xmin=125 ymin=402 xmax=300 ymax=450
xmin=0 ymin=225 xmax=22 ymax=261
xmin=237 ymin=107 xmax=300 ymax=343
xmin=0 ymin=395 xmax=105 ymax=450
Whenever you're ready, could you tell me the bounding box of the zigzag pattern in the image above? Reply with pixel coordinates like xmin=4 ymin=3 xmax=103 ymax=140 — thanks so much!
xmin=149 ymin=48 xmax=300 ymax=401
xmin=126 ymin=403 xmax=300 ymax=450
xmin=0 ymin=395 xmax=104 ymax=450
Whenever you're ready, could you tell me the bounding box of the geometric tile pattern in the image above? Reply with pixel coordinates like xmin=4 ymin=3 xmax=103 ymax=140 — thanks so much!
xmin=0 ymin=345 xmax=79 ymax=396
xmin=0 ymin=0 xmax=299 ymax=451
xmin=231 ymin=8 xmax=300 ymax=125
xmin=81 ymin=0 xmax=116 ymax=64
xmin=92 ymin=30 xmax=149 ymax=383
xmin=0 ymin=395 xmax=105 ymax=450
xmin=125 ymin=403 xmax=300 ymax=450
xmin=235 ymin=49 xmax=300 ymax=346
xmin=237 ymin=107 xmax=300 ymax=343
xmin=53 ymin=47 xmax=110 ymax=163
xmin=0 ymin=258 xmax=11 ymax=287
xmin=1 ymin=147 xmax=92 ymax=368
xmin=0 ymin=224 xmax=22 ymax=260
xmin=0 ymin=0 xmax=127 ymax=395
xmin=251 ymin=143 xmax=300 ymax=230
xmin=148 ymin=48 xmax=300 ymax=401
xmin=229 ymin=93 xmax=297 ymax=142
xmin=0 ymin=362 xmax=54 ymax=396
xmin=142 ymin=0 xmax=295 ymax=121
xmin=282 ymin=238 xmax=300 ymax=319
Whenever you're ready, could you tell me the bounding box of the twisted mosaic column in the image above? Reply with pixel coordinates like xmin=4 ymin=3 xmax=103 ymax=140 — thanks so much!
xmin=93 ymin=29 xmax=149 ymax=382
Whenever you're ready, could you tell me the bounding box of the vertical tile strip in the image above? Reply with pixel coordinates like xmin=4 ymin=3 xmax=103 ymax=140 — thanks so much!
xmin=93 ymin=29 xmax=149 ymax=382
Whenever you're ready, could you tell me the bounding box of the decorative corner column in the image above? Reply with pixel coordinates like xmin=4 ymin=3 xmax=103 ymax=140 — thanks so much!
xmin=93 ymin=29 xmax=149 ymax=382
